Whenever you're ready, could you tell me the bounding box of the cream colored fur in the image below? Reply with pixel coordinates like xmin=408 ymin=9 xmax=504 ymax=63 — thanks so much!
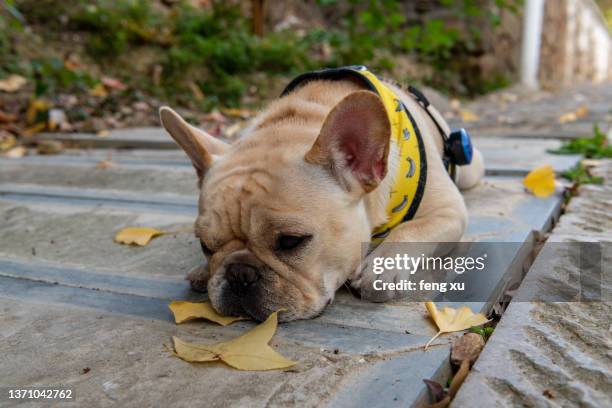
xmin=160 ymin=77 xmax=485 ymax=321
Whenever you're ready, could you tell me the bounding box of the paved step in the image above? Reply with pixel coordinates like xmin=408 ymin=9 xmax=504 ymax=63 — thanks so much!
xmin=6 ymin=133 xmax=583 ymax=178
xmin=453 ymin=160 xmax=612 ymax=408
xmin=0 ymin=140 xmax=568 ymax=407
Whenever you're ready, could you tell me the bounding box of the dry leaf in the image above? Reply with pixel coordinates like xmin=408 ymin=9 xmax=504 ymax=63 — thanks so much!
xmin=101 ymin=76 xmax=127 ymax=90
xmin=0 ymin=131 xmax=16 ymax=151
xmin=36 ymin=140 xmax=63 ymax=155
xmin=1 ymin=146 xmax=26 ymax=158
xmin=523 ymin=165 xmax=555 ymax=198
xmin=0 ymin=74 xmax=27 ymax=92
xmin=0 ymin=111 xmax=18 ymax=122
xmin=459 ymin=110 xmax=479 ymax=122
xmin=89 ymin=83 xmax=108 ymax=98
xmin=169 ymin=301 xmax=247 ymax=326
xmin=172 ymin=311 xmax=296 ymax=371
xmin=26 ymin=99 xmax=49 ymax=124
xmin=114 ymin=227 xmax=165 ymax=246
xmin=97 ymin=130 xmax=110 ymax=137
xmin=22 ymin=123 xmax=47 ymax=137
xmin=424 ymin=302 xmax=488 ymax=349
xmin=221 ymin=108 xmax=255 ymax=119
xmin=423 ymin=379 xmax=446 ymax=403
xmin=559 ymin=105 xmax=588 ymax=123
xmin=96 ymin=159 xmax=115 ymax=169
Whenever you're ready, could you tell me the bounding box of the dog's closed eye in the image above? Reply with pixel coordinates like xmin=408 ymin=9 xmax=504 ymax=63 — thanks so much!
xmin=275 ymin=234 xmax=312 ymax=251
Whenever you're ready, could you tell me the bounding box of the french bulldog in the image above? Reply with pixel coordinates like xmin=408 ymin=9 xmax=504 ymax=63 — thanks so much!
xmin=159 ymin=69 xmax=484 ymax=322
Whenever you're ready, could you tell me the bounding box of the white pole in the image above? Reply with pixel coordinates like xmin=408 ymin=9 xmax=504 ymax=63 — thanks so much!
xmin=521 ymin=0 xmax=546 ymax=89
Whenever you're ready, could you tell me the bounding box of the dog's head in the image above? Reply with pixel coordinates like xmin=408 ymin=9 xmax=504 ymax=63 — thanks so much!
xmin=160 ymin=91 xmax=391 ymax=321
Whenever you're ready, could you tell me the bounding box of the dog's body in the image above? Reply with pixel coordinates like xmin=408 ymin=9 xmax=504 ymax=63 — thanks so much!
xmin=160 ymin=71 xmax=484 ymax=321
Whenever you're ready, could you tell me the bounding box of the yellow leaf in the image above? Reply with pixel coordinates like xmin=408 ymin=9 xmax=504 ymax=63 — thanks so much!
xmin=559 ymin=105 xmax=589 ymax=123
xmin=0 ymin=133 xmax=16 ymax=151
xmin=22 ymin=123 xmax=47 ymax=137
xmin=459 ymin=109 xmax=479 ymax=122
xmin=0 ymin=74 xmax=27 ymax=92
xmin=169 ymin=301 xmax=247 ymax=326
xmin=172 ymin=311 xmax=297 ymax=371
xmin=172 ymin=336 xmax=218 ymax=362
xmin=424 ymin=302 xmax=488 ymax=349
xmin=26 ymin=99 xmax=49 ymax=124
xmin=89 ymin=83 xmax=108 ymax=98
xmin=523 ymin=165 xmax=555 ymax=198
xmin=114 ymin=227 xmax=164 ymax=246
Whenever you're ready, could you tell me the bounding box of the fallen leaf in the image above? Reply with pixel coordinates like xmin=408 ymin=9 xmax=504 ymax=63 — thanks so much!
xmin=171 ymin=311 xmax=296 ymax=371
xmin=169 ymin=301 xmax=247 ymax=326
xmin=221 ymin=108 xmax=255 ymax=119
xmin=523 ymin=165 xmax=555 ymax=198
xmin=424 ymin=302 xmax=489 ymax=349
xmin=1 ymin=146 xmax=26 ymax=158
xmin=21 ymin=123 xmax=47 ymax=137
xmin=114 ymin=227 xmax=165 ymax=246
xmin=559 ymin=105 xmax=589 ymax=123
xmin=459 ymin=109 xmax=479 ymax=122
xmin=89 ymin=83 xmax=108 ymax=98
xmin=133 ymin=101 xmax=149 ymax=111
xmin=101 ymin=76 xmax=127 ymax=90
xmin=0 ymin=111 xmax=17 ymax=122
xmin=203 ymin=110 xmax=227 ymax=123
xmin=36 ymin=140 xmax=63 ymax=155
xmin=0 ymin=131 xmax=16 ymax=151
xmin=450 ymin=332 xmax=485 ymax=369
xmin=423 ymin=379 xmax=446 ymax=403
xmin=0 ymin=74 xmax=27 ymax=92
xmin=26 ymin=99 xmax=49 ymax=124
xmin=97 ymin=130 xmax=110 ymax=137
xmin=95 ymin=159 xmax=115 ymax=169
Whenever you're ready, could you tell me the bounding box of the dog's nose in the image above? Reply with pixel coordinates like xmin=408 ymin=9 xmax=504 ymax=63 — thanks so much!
xmin=226 ymin=263 xmax=259 ymax=296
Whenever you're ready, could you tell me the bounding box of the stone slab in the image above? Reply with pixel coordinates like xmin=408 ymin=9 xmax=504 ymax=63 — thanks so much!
xmin=474 ymin=137 xmax=582 ymax=175
xmin=452 ymin=160 xmax=612 ymax=408
xmin=0 ymin=148 xmax=566 ymax=407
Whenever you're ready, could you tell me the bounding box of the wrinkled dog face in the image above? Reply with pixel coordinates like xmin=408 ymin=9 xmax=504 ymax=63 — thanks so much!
xmin=196 ymin=151 xmax=369 ymax=322
xmin=159 ymin=90 xmax=390 ymax=321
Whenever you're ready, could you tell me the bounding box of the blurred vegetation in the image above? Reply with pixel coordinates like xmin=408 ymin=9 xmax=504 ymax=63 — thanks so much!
xmin=596 ymin=0 xmax=612 ymax=29
xmin=0 ymin=0 xmax=520 ymax=111
xmin=549 ymin=125 xmax=612 ymax=159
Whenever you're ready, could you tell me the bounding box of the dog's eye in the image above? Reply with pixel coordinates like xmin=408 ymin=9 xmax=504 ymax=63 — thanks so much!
xmin=276 ymin=234 xmax=311 ymax=251
xmin=200 ymin=240 xmax=212 ymax=257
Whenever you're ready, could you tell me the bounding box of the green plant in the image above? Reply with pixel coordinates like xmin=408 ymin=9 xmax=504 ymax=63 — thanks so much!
xmin=561 ymin=163 xmax=603 ymax=185
xmin=25 ymin=57 xmax=97 ymax=97
xmin=549 ymin=125 xmax=612 ymax=158
xmin=70 ymin=0 xmax=163 ymax=56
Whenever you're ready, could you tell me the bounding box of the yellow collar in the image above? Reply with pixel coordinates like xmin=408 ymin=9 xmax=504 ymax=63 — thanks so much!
xmin=282 ymin=66 xmax=427 ymax=243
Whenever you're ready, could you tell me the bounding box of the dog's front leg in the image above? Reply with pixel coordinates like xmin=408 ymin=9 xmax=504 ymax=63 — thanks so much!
xmin=351 ymin=205 xmax=467 ymax=302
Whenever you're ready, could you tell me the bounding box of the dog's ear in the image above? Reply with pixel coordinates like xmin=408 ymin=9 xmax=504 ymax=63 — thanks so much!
xmin=305 ymin=90 xmax=391 ymax=195
xmin=159 ymin=107 xmax=229 ymax=180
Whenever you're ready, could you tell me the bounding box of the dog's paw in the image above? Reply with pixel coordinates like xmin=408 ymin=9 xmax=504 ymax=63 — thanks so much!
xmin=186 ymin=264 xmax=209 ymax=293
xmin=350 ymin=251 xmax=407 ymax=303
